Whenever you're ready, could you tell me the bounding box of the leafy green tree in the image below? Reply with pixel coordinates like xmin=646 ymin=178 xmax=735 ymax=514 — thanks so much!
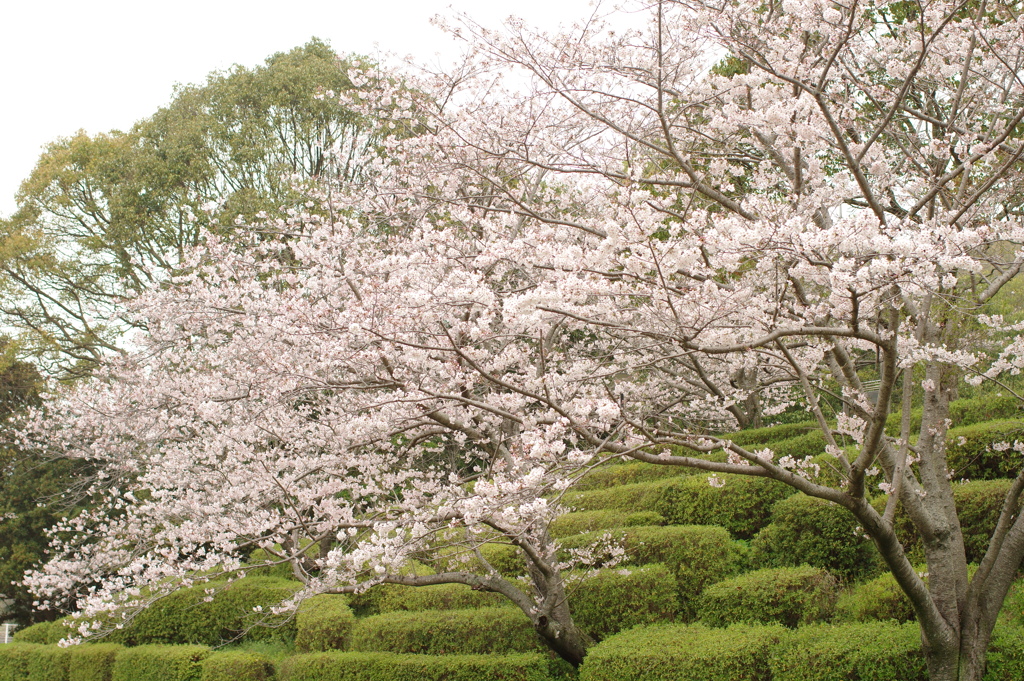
xmin=0 ymin=39 xmax=379 ymax=376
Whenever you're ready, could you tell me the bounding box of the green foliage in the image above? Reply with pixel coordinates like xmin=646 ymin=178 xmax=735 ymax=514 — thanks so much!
xmin=697 ymin=566 xmax=839 ymax=628
xmin=108 ymin=577 xmax=301 ymax=647
xmin=550 ymin=510 xmax=635 ymax=537
xmin=294 ymin=595 xmax=356 ymax=653
xmin=277 ymin=651 xmax=552 ymax=681
xmin=24 ymin=645 xmax=69 ymax=681
xmin=945 ymin=421 xmax=1024 ymax=480
xmin=725 ymin=421 xmax=819 ymax=447
xmin=66 ymin=644 xmax=122 ymax=681
xmin=751 ymin=494 xmax=881 ymax=580
xmin=110 ymin=645 xmax=210 ymax=681
xmin=884 ymin=394 xmax=1024 ymax=436
xmin=985 ymin=625 xmax=1024 ymax=680
xmin=572 ymin=462 xmax=692 ymax=491
xmin=12 ymin=621 xmax=71 ymax=646
xmin=561 ymin=478 xmax=678 ymax=514
xmin=767 ymin=622 xmax=926 ymax=681
xmin=570 ymin=564 xmax=679 ymax=641
xmin=374 ymin=582 xmax=505 ymax=614
xmin=558 ymin=525 xmax=746 ymax=619
xmin=0 ymin=644 xmax=35 ymax=681
xmin=655 ymin=474 xmax=793 ymax=539
xmin=834 ymin=572 xmax=915 ymax=624
xmin=200 ymin=651 xmax=276 ymax=681
xmin=349 ymin=607 xmax=543 ymax=655
xmin=578 ymin=622 xmax=786 ymax=681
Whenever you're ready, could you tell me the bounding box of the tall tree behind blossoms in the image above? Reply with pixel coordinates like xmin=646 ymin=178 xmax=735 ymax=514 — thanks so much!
xmin=0 ymin=40 xmax=383 ymax=377
xmin=20 ymin=1 xmax=1024 ymax=678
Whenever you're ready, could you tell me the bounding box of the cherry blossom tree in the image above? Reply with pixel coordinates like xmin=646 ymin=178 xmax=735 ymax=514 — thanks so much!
xmin=20 ymin=0 xmax=1024 ymax=678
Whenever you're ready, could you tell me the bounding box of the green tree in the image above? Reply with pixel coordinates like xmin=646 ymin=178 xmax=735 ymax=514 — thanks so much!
xmin=0 ymin=39 xmax=379 ymax=376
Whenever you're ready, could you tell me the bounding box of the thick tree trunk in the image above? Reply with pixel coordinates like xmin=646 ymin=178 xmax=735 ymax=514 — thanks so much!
xmin=534 ymin=615 xmax=590 ymax=668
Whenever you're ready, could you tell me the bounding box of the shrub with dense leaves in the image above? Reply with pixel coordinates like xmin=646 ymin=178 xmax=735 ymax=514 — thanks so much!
xmin=572 ymin=462 xmax=692 ymax=491
xmin=834 ymin=572 xmax=915 ymax=624
xmin=12 ymin=621 xmax=72 ymax=646
xmin=349 ymin=606 xmax=542 ymax=655
xmin=111 ymin=645 xmax=210 ymax=681
xmin=200 ymin=651 xmax=276 ymax=681
xmin=570 ymin=564 xmax=679 ymax=641
xmin=655 ymin=474 xmax=792 ymax=539
xmin=751 ymin=494 xmax=881 ymax=580
xmin=108 ymin=577 xmax=300 ymax=647
xmin=698 ymin=566 xmax=839 ymax=628
xmin=578 ymin=623 xmax=786 ymax=681
xmin=561 ymin=478 xmax=679 ymax=514
xmin=66 ymin=644 xmax=123 ymax=681
xmin=25 ymin=645 xmax=69 ymax=681
xmin=374 ymin=582 xmax=505 ymax=613
xmin=885 ymin=394 xmax=1024 ymax=437
xmin=294 ymin=595 xmax=356 ymax=653
xmin=985 ymin=625 xmax=1024 ymax=681
xmin=558 ymin=524 xmax=745 ymax=619
xmin=724 ymin=422 xmax=820 ymax=448
xmin=277 ymin=651 xmax=553 ymax=681
xmin=0 ymin=644 xmax=35 ymax=681
xmin=767 ymin=622 xmax=926 ymax=681
xmin=944 ymin=421 xmax=1024 ymax=481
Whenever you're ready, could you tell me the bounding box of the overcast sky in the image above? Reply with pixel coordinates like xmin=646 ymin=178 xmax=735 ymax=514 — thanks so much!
xmin=0 ymin=0 xmax=603 ymax=218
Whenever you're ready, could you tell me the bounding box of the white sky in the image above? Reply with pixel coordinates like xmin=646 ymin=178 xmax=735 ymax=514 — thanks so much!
xmin=0 ymin=0 xmax=603 ymax=218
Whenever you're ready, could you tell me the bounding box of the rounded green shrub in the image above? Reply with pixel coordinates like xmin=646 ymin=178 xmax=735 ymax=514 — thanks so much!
xmin=66 ymin=643 xmax=123 ymax=681
xmin=550 ymin=510 xmax=630 ymax=537
xmin=562 ymin=478 xmax=679 ymax=514
xmin=374 ymin=582 xmax=505 ymax=614
xmin=986 ymin=624 xmax=1024 ymax=681
xmin=558 ymin=524 xmax=746 ymax=619
xmin=655 ymin=474 xmax=793 ymax=539
xmin=698 ymin=566 xmax=839 ymax=628
xmin=111 ymin=645 xmax=210 ymax=681
xmin=277 ymin=651 xmax=552 ymax=681
xmin=767 ymin=622 xmax=926 ymax=681
xmin=834 ymin=571 xmax=915 ymax=624
xmin=578 ymin=622 xmax=786 ymax=681
xmin=25 ymin=645 xmax=70 ymax=681
xmin=349 ymin=606 xmax=542 ymax=655
xmin=945 ymin=420 xmax=1024 ymax=481
xmin=0 ymin=644 xmax=36 ymax=681
xmin=725 ymin=422 xmax=820 ymax=447
xmin=573 ymin=462 xmax=693 ymax=491
xmin=570 ymin=564 xmax=679 ymax=641
xmin=108 ymin=577 xmax=301 ymax=647
xmin=751 ymin=494 xmax=881 ymax=580
xmin=200 ymin=651 xmax=275 ymax=681
xmin=294 ymin=595 xmax=356 ymax=653
xmin=12 ymin=620 xmax=73 ymax=646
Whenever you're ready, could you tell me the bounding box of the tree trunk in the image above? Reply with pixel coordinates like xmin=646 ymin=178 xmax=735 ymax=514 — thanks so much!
xmin=534 ymin=614 xmax=590 ymax=668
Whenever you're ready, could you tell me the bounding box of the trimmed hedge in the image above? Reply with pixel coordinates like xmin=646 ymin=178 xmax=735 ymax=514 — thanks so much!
xmin=200 ymin=651 xmax=275 ymax=681
xmin=349 ymin=606 xmax=542 ymax=655
xmin=277 ymin=651 xmax=552 ymax=681
xmin=655 ymin=474 xmax=793 ymax=539
xmin=570 ymin=564 xmax=680 ymax=641
xmin=578 ymin=623 xmax=786 ymax=681
xmin=885 ymin=394 xmax=1024 ymax=436
xmin=725 ymin=421 xmax=820 ymax=447
xmin=562 ymin=478 xmax=679 ymax=514
xmin=767 ymin=622 xmax=926 ymax=681
xmin=573 ymin=462 xmax=693 ymax=492
xmin=108 ymin=577 xmax=301 ymax=647
xmin=549 ymin=510 xmax=665 ymax=538
xmin=558 ymin=525 xmax=745 ymax=619
xmin=110 ymin=645 xmax=210 ymax=681
xmin=12 ymin=621 xmax=72 ymax=646
xmin=751 ymin=494 xmax=881 ymax=580
xmin=374 ymin=582 xmax=505 ymax=614
xmin=66 ymin=644 xmax=123 ymax=681
xmin=945 ymin=420 xmax=1024 ymax=481
xmin=834 ymin=571 xmax=915 ymax=624
xmin=294 ymin=595 xmax=356 ymax=653
xmin=698 ymin=566 xmax=839 ymax=628
xmin=0 ymin=644 xmax=35 ymax=681
xmin=25 ymin=646 xmax=69 ymax=681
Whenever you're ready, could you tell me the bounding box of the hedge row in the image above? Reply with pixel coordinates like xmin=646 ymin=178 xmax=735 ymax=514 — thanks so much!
xmin=277 ymin=652 xmax=554 ymax=681
xmin=558 ymin=524 xmax=745 ymax=619
xmin=106 ymin=577 xmax=301 ymax=647
xmin=697 ymin=566 xmax=840 ymax=628
xmin=570 ymin=564 xmax=680 ymax=641
xmin=654 ymin=474 xmax=793 ymax=539
xmin=349 ymin=607 xmax=543 ymax=655
xmin=885 ymin=394 xmax=1024 ymax=437
xmin=768 ymin=622 xmax=927 ymax=681
xmin=294 ymin=595 xmax=356 ymax=653
xmin=579 ymin=623 xmax=786 ymax=681
xmin=751 ymin=494 xmax=881 ymax=581
xmin=549 ymin=509 xmax=665 ymax=538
